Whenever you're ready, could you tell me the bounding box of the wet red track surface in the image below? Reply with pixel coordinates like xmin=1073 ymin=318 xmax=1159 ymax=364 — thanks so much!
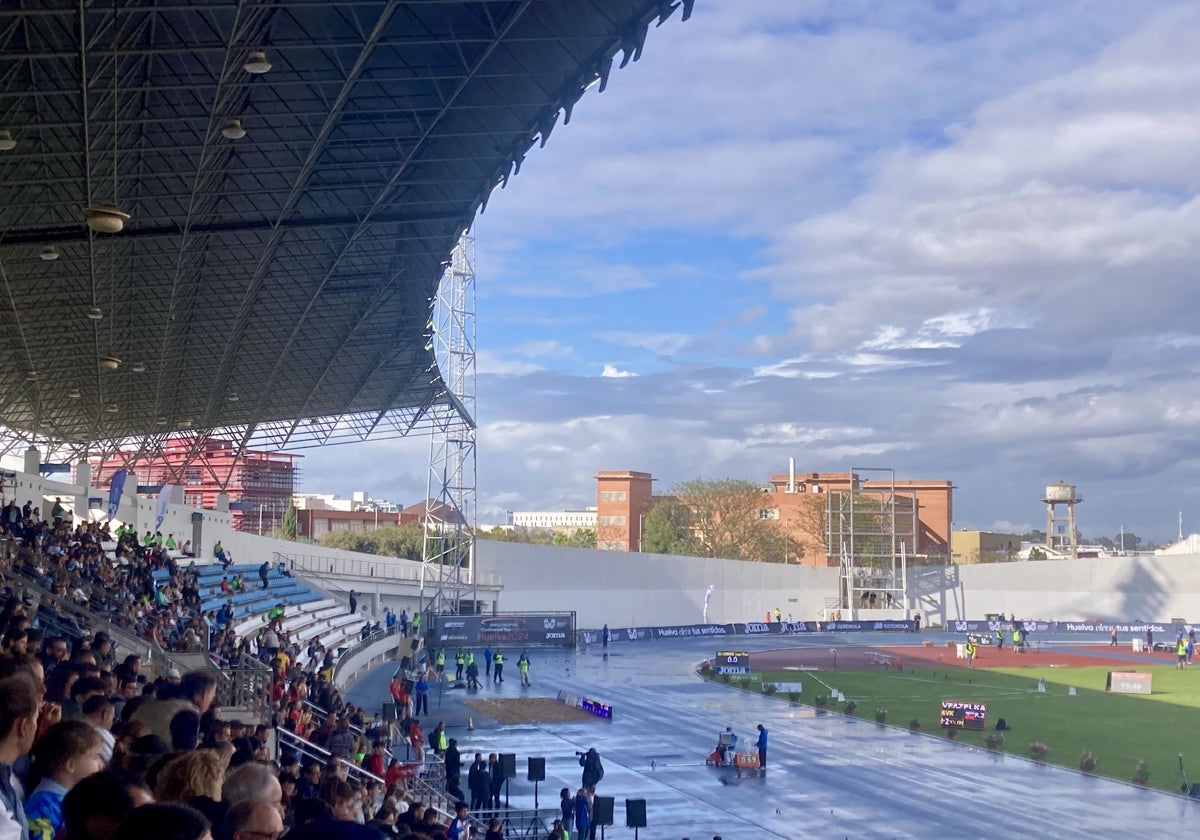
xmin=749 ymin=641 xmax=1179 ymax=671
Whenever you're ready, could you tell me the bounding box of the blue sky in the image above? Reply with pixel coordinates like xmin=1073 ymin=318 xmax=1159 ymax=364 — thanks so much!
xmin=303 ymin=0 xmax=1200 ymax=544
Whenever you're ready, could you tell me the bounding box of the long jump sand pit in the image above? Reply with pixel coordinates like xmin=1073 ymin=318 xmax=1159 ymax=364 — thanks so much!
xmin=462 ymin=697 xmax=598 ymax=725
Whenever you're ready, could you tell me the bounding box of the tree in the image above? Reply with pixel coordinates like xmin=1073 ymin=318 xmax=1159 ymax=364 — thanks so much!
xmin=641 ymin=498 xmax=697 ymax=556
xmin=789 ymin=493 xmax=827 ymax=562
xmin=316 ymin=523 xmax=426 ymax=562
xmin=553 ymin=528 xmax=597 ymax=549
xmin=1115 ymin=532 xmax=1140 ymax=552
xmin=281 ymin=499 xmax=298 ymax=540
xmin=669 ymin=478 xmax=786 ymax=562
xmin=477 ymin=527 xmax=555 ymax=545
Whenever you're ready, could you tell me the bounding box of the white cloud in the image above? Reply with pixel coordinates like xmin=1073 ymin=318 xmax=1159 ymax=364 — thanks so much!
xmin=600 ymin=364 xmax=637 ymax=378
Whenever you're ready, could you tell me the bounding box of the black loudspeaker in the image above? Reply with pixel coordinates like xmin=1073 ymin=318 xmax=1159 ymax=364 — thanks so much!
xmin=592 ymin=796 xmax=614 ymax=826
xmin=625 ymin=798 xmax=646 ymax=828
xmin=382 ymin=702 xmax=397 ymax=722
xmin=527 ymin=756 xmax=545 ymax=782
xmin=499 ymin=752 xmax=516 ymax=779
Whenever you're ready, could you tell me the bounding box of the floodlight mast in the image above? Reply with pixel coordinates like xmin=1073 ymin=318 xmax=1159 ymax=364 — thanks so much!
xmin=420 ymin=231 xmax=478 ymax=625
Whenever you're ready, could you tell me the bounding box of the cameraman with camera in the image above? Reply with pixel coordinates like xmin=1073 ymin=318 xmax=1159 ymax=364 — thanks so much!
xmin=578 ymin=747 xmax=604 ymax=789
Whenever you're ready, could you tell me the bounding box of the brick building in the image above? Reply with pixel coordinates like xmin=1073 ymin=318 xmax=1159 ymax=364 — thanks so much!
xmin=595 ymin=470 xmax=654 ymax=551
xmin=594 ymin=466 xmax=953 ymax=565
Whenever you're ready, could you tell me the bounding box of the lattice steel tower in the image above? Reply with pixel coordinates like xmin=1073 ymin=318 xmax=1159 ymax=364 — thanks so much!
xmin=421 ymin=231 xmax=478 ymax=618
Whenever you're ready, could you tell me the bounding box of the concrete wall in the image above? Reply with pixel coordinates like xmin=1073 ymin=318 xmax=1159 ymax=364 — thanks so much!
xmin=474 ymin=541 xmax=838 ymax=628
xmin=910 ymin=555 xmax=1200 ymax=624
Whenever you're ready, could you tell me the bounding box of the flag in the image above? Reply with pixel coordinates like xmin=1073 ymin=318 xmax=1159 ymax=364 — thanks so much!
xmin=703 ymin=584 xmax=716 ymax=623
xmin=107 ymin=469 xmax=127 ymax=521
xmin=155 ymin=484 xmax=174 ymax=532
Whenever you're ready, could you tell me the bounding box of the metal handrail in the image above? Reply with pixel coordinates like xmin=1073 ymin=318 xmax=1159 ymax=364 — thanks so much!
xmin=277 ymin=551 xmax=500 ymax=587
xmin=5 ymin=550 xmax=177 ymax=678
xmin=276 ymin=727 xmax=387 ymax=785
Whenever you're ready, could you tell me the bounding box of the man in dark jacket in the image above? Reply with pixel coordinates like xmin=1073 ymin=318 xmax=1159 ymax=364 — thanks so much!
xmin=580 ymin=747 xmax=604 ymax=789
xmin=444 ymin=739 xmax=463 ymax=801
xmin=488 ymin=753 xmax=504 ymax=809
xmin=467 ymin=753 xmax=490 ymax=812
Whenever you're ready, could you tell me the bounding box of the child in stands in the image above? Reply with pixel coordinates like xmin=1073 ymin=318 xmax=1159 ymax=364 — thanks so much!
xmin=26 ymin=720 xmax=105 ymax=840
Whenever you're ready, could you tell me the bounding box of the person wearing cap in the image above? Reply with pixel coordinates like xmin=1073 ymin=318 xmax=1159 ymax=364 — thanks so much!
xmin=167 ymin=668 xmax=182 ymax=684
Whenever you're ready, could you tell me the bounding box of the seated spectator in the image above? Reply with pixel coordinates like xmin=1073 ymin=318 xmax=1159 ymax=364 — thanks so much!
xmin=25 ymin=720 xmax=106 ymax=840
xmin=61 ymin=771 xmax=136 ymax=840
xmin=113 ymin=802 xmax=211 ymax=840
xmin=155 ymin=749 xmax=227 ymax=829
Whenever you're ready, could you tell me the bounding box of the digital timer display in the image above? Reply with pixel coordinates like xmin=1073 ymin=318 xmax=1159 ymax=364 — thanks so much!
xmin=715 ymin=650 xmax=750 ymax=675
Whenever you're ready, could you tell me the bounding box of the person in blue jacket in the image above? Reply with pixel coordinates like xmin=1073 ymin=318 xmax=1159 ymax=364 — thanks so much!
xmin=755 ymin=723 xmax=768 ymax=768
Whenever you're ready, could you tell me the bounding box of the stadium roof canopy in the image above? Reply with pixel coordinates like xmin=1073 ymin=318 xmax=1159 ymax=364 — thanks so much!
xmin=0 ymin=0 xmax=689 ymax=459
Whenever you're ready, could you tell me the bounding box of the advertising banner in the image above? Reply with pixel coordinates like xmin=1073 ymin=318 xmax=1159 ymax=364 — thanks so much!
xmin=652 ymin=623 xmax=736 ymax=639
xmin=434 ymin=613 xmax=575 ymax=648
xmin=106 ymin=469 xmax=127 ymax=521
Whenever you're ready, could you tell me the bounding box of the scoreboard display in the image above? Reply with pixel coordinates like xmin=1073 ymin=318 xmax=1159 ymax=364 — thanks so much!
xmin=715 ymin=651 xmax=750 ymax=676
xmin=940 ymin=700 xmax=987 ymax=731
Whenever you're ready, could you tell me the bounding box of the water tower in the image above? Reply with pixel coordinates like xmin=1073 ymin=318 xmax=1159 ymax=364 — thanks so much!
xmin=1041 ymin=481 xmax=1082 ymax=557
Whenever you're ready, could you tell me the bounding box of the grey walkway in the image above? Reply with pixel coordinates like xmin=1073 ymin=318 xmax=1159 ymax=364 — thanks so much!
xmin=347 ymin=634 xmax=1197 ymax=839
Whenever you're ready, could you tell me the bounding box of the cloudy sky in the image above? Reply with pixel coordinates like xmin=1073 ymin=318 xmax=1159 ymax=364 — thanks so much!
xmin=304 ymin=0 xmax=1200 ymax=544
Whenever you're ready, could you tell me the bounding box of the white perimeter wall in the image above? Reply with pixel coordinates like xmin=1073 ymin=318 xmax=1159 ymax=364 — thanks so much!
xmin=914 ymin=555 xmax=1200 ymax=624
xmin=11 ymin=463 xmax=1200 ymax=626
xmin=474 ymin=541 xmax=838 ymax=628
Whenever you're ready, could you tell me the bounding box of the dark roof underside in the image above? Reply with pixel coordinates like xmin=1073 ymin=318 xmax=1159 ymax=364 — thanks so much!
xmin=0 ymin=0 xmax=686 ymax=454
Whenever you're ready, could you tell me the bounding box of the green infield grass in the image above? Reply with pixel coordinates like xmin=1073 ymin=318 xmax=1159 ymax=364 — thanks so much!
xmin=703 ymin=663 xmax=1200 ymax=792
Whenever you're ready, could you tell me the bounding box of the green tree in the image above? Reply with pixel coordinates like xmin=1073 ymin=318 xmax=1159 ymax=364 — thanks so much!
xmin=477 ymin=527 xmax=555 ymax=545
xmin=553 ymin=528 xmax=597 ymax=549
xmin=316 ymin=523 xmax=426 ymax=561
xmin=670 ymin=478 xmax=785 ymax=562
xmin=641 ymin=498 xmax=696 ymax=555
xmin=281 ymin=499 xmax=298 ymax=540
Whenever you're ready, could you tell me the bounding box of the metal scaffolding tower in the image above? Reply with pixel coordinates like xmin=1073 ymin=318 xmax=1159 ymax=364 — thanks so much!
xmin=421 ymin=232 xmax=478 ymax=619
xmin=827 ymin=467 xmax=915 ymax=616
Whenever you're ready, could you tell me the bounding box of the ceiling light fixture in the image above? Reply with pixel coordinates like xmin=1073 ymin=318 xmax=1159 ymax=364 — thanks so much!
xmin=227 ymin=392 xmax=240 ymax=402
xmin=243 ymin=51 xmax=272 ymax=74
xmin=85 ymin=203 xmax=130 ymax=234
xmin=132 ymin=362 xmax=146 ymax=373
xmin=40 ymin=245 xmax=60 ymax=261
xmin=25 ymin=371 xmax=37 ymax=381
xmin=177 ymin=418 xmax=193 ymax=429
xmin=156 ymin=416 xmax=167 ymax=425
xmin=98 ymin=355 xmax=121 ymax=370
xmin=86 ymin=307 xmax=103 ymax=321
xmin=68 ymin=389 xmax=81 ymax=399
xmin=0 ymin=131 xmax=15 ymax=151
xmin=221 ymin=119 xmax=246 ymax=140
xmin=106 ymin=404 xmax=119 ymax=413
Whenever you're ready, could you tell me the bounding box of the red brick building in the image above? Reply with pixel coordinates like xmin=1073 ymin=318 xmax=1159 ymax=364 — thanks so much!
xmin=91 ymin=437 xmax=299 ymax=533
xmin=595 ymin=467 xmax=953 ymax=565
xmin=595 ymin=470 xmax=655 ymax=551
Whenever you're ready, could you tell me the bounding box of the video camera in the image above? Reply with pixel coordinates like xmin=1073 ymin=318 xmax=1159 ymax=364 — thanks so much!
xmin=575 ymin=750 xmax=586 ymax=757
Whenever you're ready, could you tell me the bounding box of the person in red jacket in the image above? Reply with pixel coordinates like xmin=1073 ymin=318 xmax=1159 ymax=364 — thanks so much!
xmin=362 ymin=740 xmax=388 ymax=777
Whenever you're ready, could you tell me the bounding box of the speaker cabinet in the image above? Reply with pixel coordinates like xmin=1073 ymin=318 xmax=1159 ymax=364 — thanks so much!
xmin=625 ymin=798 xmax=647 ymax=828
xmin=592 ymin=796 xmax=614 ymax=825
xmin=499 ymin=752 xmax=516 ymax=779
xmin=526 ymin=756 xmax=545 ymax=782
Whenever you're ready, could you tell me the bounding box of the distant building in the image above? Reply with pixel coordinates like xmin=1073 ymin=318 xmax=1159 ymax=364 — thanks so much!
xmin=505 ymin=508 xmax=597 ymax=535
xmin=595 ymin=471 xmax=655 ymax=551
xmin=594 ymin=466 xmax=953 ymax=565
xmin=296 ymin=497 xmax=460 ymax=540
xmin=951 ymin=530 xmax=1022 ymax=564
xmin=92 ymin=437 xmax=298 ymax=534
